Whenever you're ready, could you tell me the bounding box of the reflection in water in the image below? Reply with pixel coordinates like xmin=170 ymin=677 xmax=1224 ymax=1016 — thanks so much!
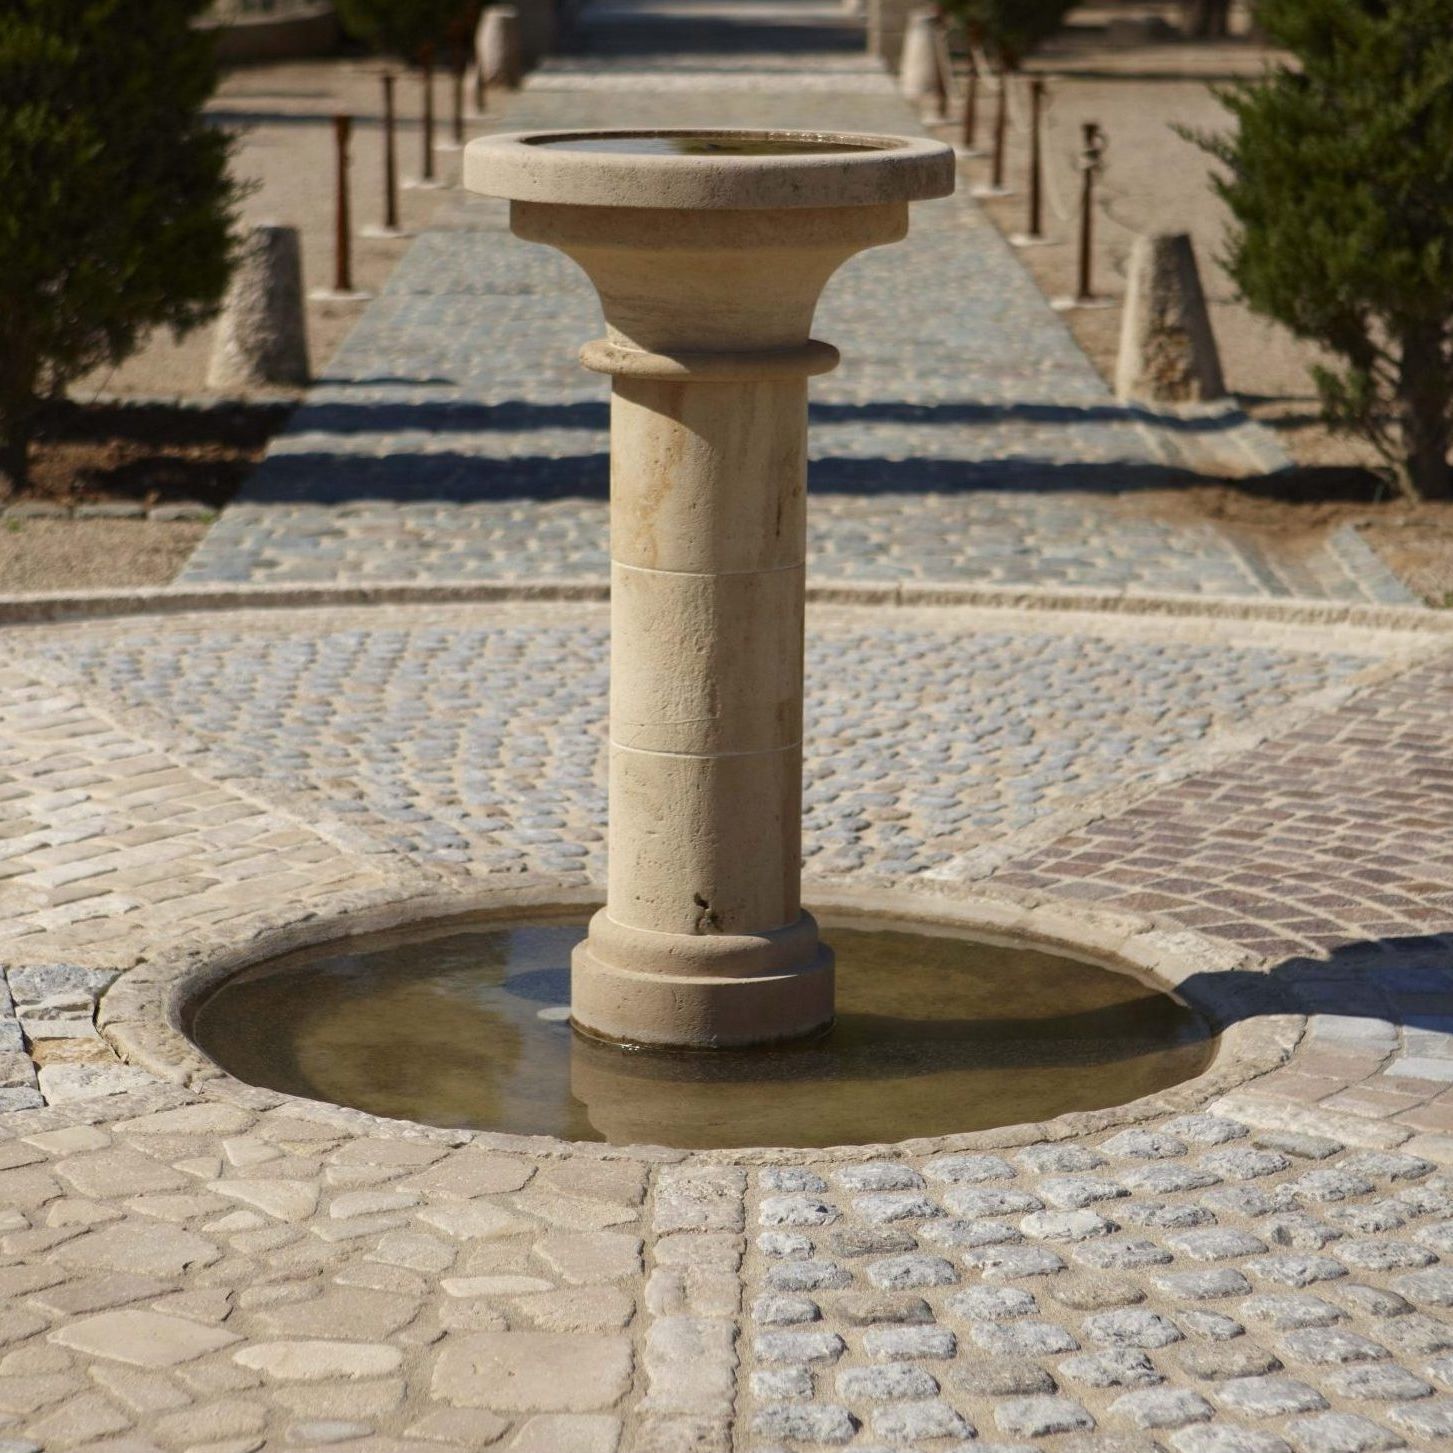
xmin=528 ymin=134 xmax=880 ymax=157
xmin=190 ymin=915 xmax=1216 ymax=1150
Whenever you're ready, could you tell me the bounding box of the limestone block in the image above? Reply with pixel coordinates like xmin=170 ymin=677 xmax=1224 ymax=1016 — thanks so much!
xmin=899 ymin=9 xmax=944 ymax=114
xmin=478 ymin=6 xmax=523 ymax=89
xmin=1115 ymin=232 xmax=1226 ymax=404
xmin=868 ymin=0 xmax=916 ymax=68
xmin=206 ymin=224 xmax=309 ymax=392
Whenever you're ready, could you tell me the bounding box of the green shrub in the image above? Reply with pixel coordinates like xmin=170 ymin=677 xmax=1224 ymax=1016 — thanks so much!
xmin=336 ymin=0 xmax=478 ymax=62
xmin=943 ymin=0 xmax=1076 ymax=68
xmin=0 ymin=0 xmax=244 ymax=492
xmin=1190 ymin=0 xmax=1453 ymax=498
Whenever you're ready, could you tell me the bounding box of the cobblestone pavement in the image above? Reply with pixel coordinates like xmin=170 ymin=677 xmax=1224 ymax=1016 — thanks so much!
xmin=178 ymin=0 xmax=1415 ymax=604
xmin=4 ymin=592 xmax=1453 ymax=1451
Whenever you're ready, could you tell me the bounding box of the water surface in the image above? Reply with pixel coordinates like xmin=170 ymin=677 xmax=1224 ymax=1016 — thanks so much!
xmin=191 ymin=914 xmax=1215 ymax=1149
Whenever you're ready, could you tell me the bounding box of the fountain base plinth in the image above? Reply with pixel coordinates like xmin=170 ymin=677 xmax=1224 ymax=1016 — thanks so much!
xmin=571 ymin=908 xmax=834 ymax=1047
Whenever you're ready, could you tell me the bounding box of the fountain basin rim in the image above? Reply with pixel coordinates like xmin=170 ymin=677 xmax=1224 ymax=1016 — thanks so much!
xmin=101 ymin=879 xmax=1303 ymax=1164
xmin=464 ymin=128 xmax=956 ymax=211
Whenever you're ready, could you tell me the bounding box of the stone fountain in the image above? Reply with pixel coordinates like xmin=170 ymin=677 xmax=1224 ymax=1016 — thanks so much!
xmin=464 ymin=129 xmax=955 ymax=1048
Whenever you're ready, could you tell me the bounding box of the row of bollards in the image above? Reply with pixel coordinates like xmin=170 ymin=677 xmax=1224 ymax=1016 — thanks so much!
xmin=207 ymin=9 xmax=527 ymax=393
xmin=899 ymin=12 xmax=1225 ymax=402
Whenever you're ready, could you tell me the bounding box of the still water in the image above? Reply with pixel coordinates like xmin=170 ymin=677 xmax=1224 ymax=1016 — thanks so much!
xmin=529 ymin=134 xmax=880 ymax=157
xmin=190 ymin=914 xmax=1215 ymax=1150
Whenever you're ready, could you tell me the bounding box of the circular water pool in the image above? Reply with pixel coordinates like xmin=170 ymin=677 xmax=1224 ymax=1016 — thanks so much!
xmin=188 ymin=912 xmax=1215 ymax=1150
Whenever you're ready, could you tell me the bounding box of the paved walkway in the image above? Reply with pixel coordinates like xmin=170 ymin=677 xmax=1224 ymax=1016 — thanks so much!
xmin=4 ymin=6 xmax=1453 ymax=1453
xmin=4 ymin=592 xmax=1453 ymax=1452
xmin=179 ymin=0 xmax=1414 ymax=603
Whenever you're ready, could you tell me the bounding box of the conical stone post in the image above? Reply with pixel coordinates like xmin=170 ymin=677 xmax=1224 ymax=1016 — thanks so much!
xmin=207 ymin=223 xmax=310 ymax=391
xmin=478 ymin=6 xmax=523 ymax=89
xmin=1115 ymin=232 xmax=1226 ymax=403
xmin=899 ymin=8 xmax=945 ymax=116
xmin=466 ymin=130 xmax=953 ymax=1047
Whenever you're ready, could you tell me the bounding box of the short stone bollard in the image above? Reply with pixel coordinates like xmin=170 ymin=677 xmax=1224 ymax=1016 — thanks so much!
xmin=206 ymin=223 xmax=309 ymax=392
xmin=868 ymin=0 xmax=915 ymax=69
xmin=1115 ymin=232 xmax=1226 ymax=403
xmin=478 ymin=6 xmax=523 ymax=90
xmin=898 ymin=8 xmax=945 ymax=116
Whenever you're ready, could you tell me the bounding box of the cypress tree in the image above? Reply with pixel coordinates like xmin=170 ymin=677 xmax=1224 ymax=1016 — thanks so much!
xmin=0 ymin=0 xmax=244 ymax=493
xmin=943 ymin=0 xmax=1075 ymax=68
xmin=335 ymin=0 xmax=476 ymax=63
xmin=1190 ymin=0 xmax=1453 ymax=498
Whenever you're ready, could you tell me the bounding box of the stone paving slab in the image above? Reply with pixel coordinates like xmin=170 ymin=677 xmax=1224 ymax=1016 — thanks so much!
xmin=2 ymin=591 xmax=1453 ymax=1449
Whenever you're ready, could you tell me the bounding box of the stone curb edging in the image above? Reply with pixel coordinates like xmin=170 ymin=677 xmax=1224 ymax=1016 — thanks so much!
xmin=3 ymin=501 xmax=217 ymax=523
xmin=92 ymin=874 xmax=1303 ymax=1167
xmin=0 ymin=576 xmax=1449 ymax=631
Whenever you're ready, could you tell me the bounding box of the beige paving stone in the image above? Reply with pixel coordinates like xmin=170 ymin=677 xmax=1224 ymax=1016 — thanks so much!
xmin=116 ymin=1107 xmax=256 ymax=1139
xmin=328 ymin=1140 xmax=452 ymax=1170
xmin=269 ymin=1376 xmax=406 ymax=1418
xmin=220 ymin=1138 xmax=280 ymax=1169
xmin=89 ymin=1364 xmax=194 ymax=1416
xmin=441 ymin=1276 xmax=554 ymax=1297
xmin=31 ymin=1273 xmax=173 ymax=1316
xmin=57 ymin=1148 xmax=190 ymax=1199
xmin=0 ymin=1165 xmax=62 ymax=1209
xmin=151 ymin=1398 xmax=266 ymax=1445
xmin=404 ymin=1407 xmax=511 ymax=1445
xmin=437 ymin=1301 xmax=510 ymax=1334
xmin=256 ymin=1287 xmax=422 ymax=1340
xmin=417 ymin=1203 xmax=535 ymax=1241
xmin=0 ymin=1313 xmax=50 ymax=1350
xmin=0 ymin=1264 xmax=65 ymax=1298
xmin=46 ymin=1196 xmax=125 ymax=1228
xmin=23 ymin=1126 xmax=112 ymax=1155
xmin=149 ymin=1290 xmax=234 ymax=1325
xmin=535 ymin=1232 xmax=644 ymax=1285
xmin=508 ymin=1413 xmax=622 ymax=1452
xmin=1 ymin=1343 xmax=73 ymax=1375
xmin=334 ymin=1262 xmax=429 ymax=1297
xmin=509 ymin=1190 xmax=637 ymax=1232
xmin=328 ymin=1190 xmax=421 ymax=1219
xmin=511 ymin=1286 xmax=636 ymax=1334
xmin=0 ymin=1371 xmax=82 ymax=1416
xmin=52 ymin=1221 xmax=221 ymax=1277
xmin=233 ymin=1341 xmax=403 ymax=1382
xmin=51 ymin=1309 xmax=241 ymax=1367
xmin=400 ymin=1149 xmax=535 ymax=1200
xmin=127 ymin=1192 xmax=231 ymax=1223
xmin=538 ymin=1160 xmax=649 ymax=1208
xmin=206 ymin=1179 xmax=319 ymax=1222
xmin=25 ymin=1388 xmax=132 ymax=1444
xmin=430 ymin=1332 xmax=633 ymax=1413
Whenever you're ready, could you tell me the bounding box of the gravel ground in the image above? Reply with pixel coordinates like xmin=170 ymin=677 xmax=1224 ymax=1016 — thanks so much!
xmin=0 ymin=520 xmax=208 ymax=590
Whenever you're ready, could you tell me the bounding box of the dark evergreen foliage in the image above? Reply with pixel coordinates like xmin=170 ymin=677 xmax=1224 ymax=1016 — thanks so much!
xmin=941 ymin=0 xmax=1075 ymax=68
xmin=1190 ymin=0 xmax=1453 ymax=498
xmin=0 ymin=0 xmax=244 ymax=491
xmin=335 ymin=0 xmax=478 ymax=63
